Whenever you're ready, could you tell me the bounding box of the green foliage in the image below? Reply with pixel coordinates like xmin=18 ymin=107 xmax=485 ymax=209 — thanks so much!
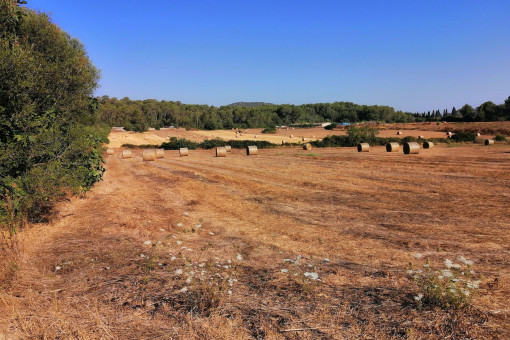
xmin=324 ymin=123 xmax=337 ymax=130
xmin=451 ymin=132 xmax=476 ymax=142
xmin=97 ymin=98 xmax=416 ymax=132
xmin=159 ymin=137 xmax=276 ymax=150
xmin=160 ymin=137 xmax=198 ymax=150
xmin=0 ymin=1 xmax=105 ymax=232
xmin=495 ymin=135 xmax=507 ymax=141
xmin=408 ymin=256 xmax=480 ymax=310
xmin=261 ymin=126 xmax=276 ymax=134
xmin=346 ymin=126 xmax=379 ymax=145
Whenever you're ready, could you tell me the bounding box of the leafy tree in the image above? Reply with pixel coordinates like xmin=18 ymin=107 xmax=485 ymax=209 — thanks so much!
xmin=0 ymin=0 xmax=106 ymax=231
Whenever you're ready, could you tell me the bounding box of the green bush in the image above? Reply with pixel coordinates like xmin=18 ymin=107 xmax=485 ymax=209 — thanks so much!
xmin=324 ymin=123 xmax=337 ymax=130
xmin=262 ymin=127 xmax=276 ymax=134
xmin=495 ymin=135 xmax=507 ymax=141
xmin=161 ymin=137 xmax=199 ymax=150
xmin=1 ymin=2 xmax=105 ymax=233
xmin=451 ymin=132 xmax=476 ymax=142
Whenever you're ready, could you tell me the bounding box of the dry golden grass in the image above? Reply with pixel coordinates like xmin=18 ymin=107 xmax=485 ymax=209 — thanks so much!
xmin=1 ymin=142 xmax=510 ymax=339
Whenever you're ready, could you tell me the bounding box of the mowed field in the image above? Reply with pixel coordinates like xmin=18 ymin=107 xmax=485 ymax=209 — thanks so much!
xmin=1 ymin=143 xmax=510 ymax=338
xmin=107 ymin=121 xmax=510 ymax=148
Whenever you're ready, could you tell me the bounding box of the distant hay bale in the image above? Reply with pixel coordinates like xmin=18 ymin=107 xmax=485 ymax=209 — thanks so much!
xmin=142 ymin=149 xmax=156 ymax=161
xmin=357 ymin=143 xmax=369 ymax=152
xmin=476 ymin=132 xmax=481 ymax=136
xmin=106 ymin=148 xmax=114 ymax=155
xmin=423 ymin=141 xmax=434 ymax=149
xmin=302 ymin=137 xmax=308 ymax=141
xmin=418 ymin=135 xmax=425 ymax=139
xmin=403 ymin=142 xmax=420 ymax=154
xmin=485 ymin=139 xmax=494 ymax=145
xmin=312 ymin=135 xmax=316 ymax=138
xmin=216 ymin=147 xmax=227 ymax=157
xmin=289 ymin=135 xmax=294 ymax=138
xmin=121 ymin=149 xmax=132 ymax=159
xmin=179 ymin=148 xmax=189 ymax=156
xmin=386 ymin=142 xmax=399 ymax=152
xmin=144 ymin=136 xmax=148 ymax=140
xmin=447 ymin=131 xmax=453 ymax=136
xmin=397 ymin=131 xmax=403 ymax=135
xmin=303 ymin=143 xmax=312 ymax=150
xmin=282 ymin=140 xmax=285 ymax=145
xmin=225 ymin=145 xmax=232 ymax=152
xmin=254 ymin=135 xmax=259 ymax=138
xmin=246 ymin=145 xmax=258 ymax=155
xmin=155 ymin=149 xmax=165 ymax=158
xmin=235 ymin=135 xmax=239 ymax=138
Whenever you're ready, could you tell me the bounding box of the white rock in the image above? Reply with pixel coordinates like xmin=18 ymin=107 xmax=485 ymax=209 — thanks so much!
xmin=323 ymin=258 xmax=330 ymax=262
xmin=184 ymin=212 xmax=189 ymax=216
xmin=236 ymin=254 xmax=243 ymax=261
xmin=176 ymin=240 xmax=183 ymax=245
xmin=55 ymin=266 xmax=62 ymax=271
xmin=175 ymin=269 xmax=183 ymax=275
xmin=143 ymin=240 xmax=152 ymax=246
xmin=178 ymin=287 xmax=188 ymax=293
xmin=208 ymin=232 xmax=215 ymax=236
xmin=280 ymin=269 xmax=288 ymax=273
xmin=304 ymin=272 xmax=319 ymax=280
xmin=177 ymin=223 xmax=183 ymax=227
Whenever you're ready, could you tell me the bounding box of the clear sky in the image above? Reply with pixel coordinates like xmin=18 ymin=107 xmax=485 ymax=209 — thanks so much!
xmin=27 ymin=0 xmax=510 ymax=112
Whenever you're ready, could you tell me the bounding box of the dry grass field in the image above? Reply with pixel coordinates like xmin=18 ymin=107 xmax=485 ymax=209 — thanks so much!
xmin=1 ymin=141 xmax=510 ymax=338
xmin=107 ymin=121 xmax=510 ymax=148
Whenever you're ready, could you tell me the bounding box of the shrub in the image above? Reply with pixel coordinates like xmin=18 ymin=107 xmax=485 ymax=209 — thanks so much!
xmin=495 ymin=135 xmax=507 ymax=142
xmin=161 ymin=137 xmax=199 ymax=150
xmin=451 ymin=132 xmax=476 ymax=142
xmin=262 ymin=127 xmax=276 ymax=134
xmin=408 ymin=255 xmax=481 ymax=310
xmin=324 ymin=123 xmax=337 ymax=130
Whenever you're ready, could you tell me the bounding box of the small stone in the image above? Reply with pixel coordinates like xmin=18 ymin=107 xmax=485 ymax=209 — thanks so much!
xmin=175 ymin=269 xmax=183 ymax=275
xmin=177 ymin=223 xmax=183 ymax=227
xmin=176 ymin=240 xmax=183 ymax=245
xmin=194 ymin=224 xmax=202 ymax=228
xmin=143 ymin=240 xmax=152 ymax=246
xmin=184 ymin=212 xmax=189 ymax=216
xmin=280 ymin=269 xmax=288 ymax=273
xmin=304 ymin=272 xmax=319 ymax=280
xmin=178 ymin=287 xmax=188 ymax=293
xmin=236 ymin=254 xmax=243 ymax=261
xmin=159 ymin=228 xmax=165 ymax=232
xmin=170 ymin=256 xmax=177 ymax=261
xmin=323 ymin=258 xmax=330 ymax=262
xmin=208 ymin=232 xmax=215 ymax=236
xmin=55 ymin=266 xmax=62 ymax=271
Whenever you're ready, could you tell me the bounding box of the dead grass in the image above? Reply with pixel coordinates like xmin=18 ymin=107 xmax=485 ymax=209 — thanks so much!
xmin=1 ymin=140 xmax=509 ymax=338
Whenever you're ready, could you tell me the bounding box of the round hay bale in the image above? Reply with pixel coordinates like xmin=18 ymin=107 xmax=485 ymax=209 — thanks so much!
xmin=476 ymin=132 xmax=481 ymax=136
xmin=357 ymin=143 xmax=369 ymax=152
xmin=386 ymin=142 xmax=399 ymax=152
xmin=142 ymin=149 xmax=156 ymax=161
xmin=397 ymin=131 xmax=403 ymax=135
xmin=179 ymin=148 xmax=189 ymax=156
xmin=235 ymin=135 xmax=239 ymax=138
xmin=303 ymin=143 xmax=312 ymax=150
xmin=423 ymin=141 xmax=434 ymax=149
xmin=312 ymin=135 xmax=316 ymax=138
xmin=144 ymin=136 xmax=148 ymax=140
xmin=246 ymin=145 xmax=258 ymax=155
xmin=216 ymin=147 xmax=227 ymax=157
xmin=302 ymin=137 xmax=308 ymax=141
xmin=106 ymin=148 xmax=114 ymax=155
xmin=282 ymin=140 xmax=285 ymax=145
xmin=485 ymin=139 xmax=494 ymax=145
xmin=447 ymin=131 xmax=453 ymax=136
xmin=289 ymin=134 xmax=294 ymax=138
xmin=403 ymin=142 xmax=420 ymax=154
xmin=155 ymin=149 xmax=165 ymax=158
xmin=121 ymin=149 xmax=132 ymax=159
xmin=225 ymin=145 xmax=232 ymax=152
xmin=418 ymin=135 xmax=425 ymax=139
xmin=254 ymin=135 xmax=259 ymax=138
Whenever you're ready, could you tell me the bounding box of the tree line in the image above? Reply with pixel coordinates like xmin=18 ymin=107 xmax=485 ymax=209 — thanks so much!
xmin=1 ymin=0 xmax=108 ymax=232
xmin=412 ymin=98 xmax=510 ymax=122
xmin=97 ymin=97 xmax=415 ymax=132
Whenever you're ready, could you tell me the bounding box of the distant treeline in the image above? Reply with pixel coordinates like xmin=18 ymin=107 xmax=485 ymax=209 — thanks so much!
xmin=413 ymin=97 xmax=510 ymax=122
xmin=97 ymin=97 xmax=414 ymax=132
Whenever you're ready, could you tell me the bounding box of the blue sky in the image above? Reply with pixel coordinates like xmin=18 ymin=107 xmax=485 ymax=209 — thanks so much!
xmin=28 ymin=1 xmax=510 ymax=112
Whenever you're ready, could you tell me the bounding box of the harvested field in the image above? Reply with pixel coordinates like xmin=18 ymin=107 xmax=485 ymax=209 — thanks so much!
xmin=107 ymin=122 xmax=510 ymax=148
xmin=1 ymin=144 xmax=510 ymax=339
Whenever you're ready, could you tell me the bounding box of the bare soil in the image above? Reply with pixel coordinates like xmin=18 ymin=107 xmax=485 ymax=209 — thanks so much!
xmin=1 ymin=142 xmax=510 ymax=339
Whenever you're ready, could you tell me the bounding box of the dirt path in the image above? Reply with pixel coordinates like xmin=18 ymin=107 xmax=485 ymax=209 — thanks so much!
xmin=1 ymin=144 xmax=510 ymax=339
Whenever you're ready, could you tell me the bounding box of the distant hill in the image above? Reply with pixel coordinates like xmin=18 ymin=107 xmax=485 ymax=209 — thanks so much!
xmin=225 ymin=102 xmax=274 ymax=107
